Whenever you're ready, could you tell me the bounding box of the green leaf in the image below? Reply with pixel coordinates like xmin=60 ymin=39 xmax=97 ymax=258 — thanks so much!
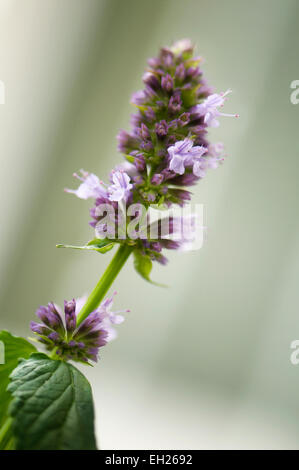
xmin=181 ymin=86 xmax=199 ymax=108
xmin=124 ymin=154 xmax=135 ymax=164
xmin=0 ymin=331 xmax=36 ymax=428
xmin=8 ymin=353 xmax=97 ymax=450
xmin=133 ymin=251 xmax=167 ymax=287
xmin=57 ymin=238 xmax=115 ymax=254
xmin=134 ymin=251 xmax=153 ymax=282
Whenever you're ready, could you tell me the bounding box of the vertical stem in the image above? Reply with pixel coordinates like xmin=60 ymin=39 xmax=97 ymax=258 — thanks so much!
xmin=0 ymin=417 xmax=13 ymax=450
xmin=76 ymin=244 xmax=132 ymax=326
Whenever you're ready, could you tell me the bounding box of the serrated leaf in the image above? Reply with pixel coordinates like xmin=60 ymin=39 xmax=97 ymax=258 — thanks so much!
xmin=8 ymin=353 xmax=97 ymax=450
xmin=0 ymin=331 xmax=36 ymax=428
xmin=133 ymin=251 xmax=166 ymax=287
xmin=57 ymin=238 xmax=115 ymax=254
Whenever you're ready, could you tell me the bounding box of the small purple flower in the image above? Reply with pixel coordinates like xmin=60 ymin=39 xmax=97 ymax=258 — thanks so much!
xmin=177 ymin=112 xmax=190 ymax=126
xmin=130 ymin=113 xmax=142 ymax=128
xmin=117 ymin=129 xmax=137 ymax=153
xmin=140 ymin=140 xmax=153 ymax=152
xmin=36 ymin=303 xmax=65 ymax=335
xmin=96 ymin=291 xmax=130 ymax=341
xmin=168 ymin=92 xmax=182 ymax=114
xmin=155 ymin=120 xmax=168 ymax=138
xmin=192 ymin=148 xmax=224 ymax=177
xmin=170 ymin=38 xmax=193 ymax=55
xmin=208 ymin=142 xmax=224 ymax=157
xmin=151 ymin=173 xmax=164 ymax=185
xmin=171 ymin=172 xmax=200 ymax=186
xmin=139 ymin=123 xmax=151 ymax=141
xmin=143 ymin=72 xmax=160 ymax=90
xmin=133 ymin=175 xmax=144 ymax=185
xmin=160 ymin=48 xmax=174 ymax=67
xmin=131 ymin=90 xmax=146 ymax=105
xmin=168 ymin=138 xmax=207 ymax=175
xmin=108 ymin=170 xmax=133 ymax=202
xmin=193 ymin=90 xmax=239 ymax=127
xmin=175 ymin=63 xmax=186 ymax=81
xmin=145 ymin=107 xmax=156 ymax=122
xmin=145 ymin=191 xmax=156 ymax=202
xmin=115 ymin=161 xmax=138 ymax=178
xmin=30 ymin=293 xmax=128 ymax=363
xmin=161 ymin=74 xmax=173 ymax=92
xmin=192 ymin=159 xmax=207 ymax=178
xmin=65 ymin=170 xmax=107 ymax=200
xmin=169 ymin=188 xmax=192 ymax=205
xmin=64 ymin=299 xmax=76 ymax=333
xmin=130 ymin=151 xmax=146 ymax=172
xmin=186 ymin=66 xmax=200 ymax=78
xmin=147 ymin=56 xmax=160 ymax=68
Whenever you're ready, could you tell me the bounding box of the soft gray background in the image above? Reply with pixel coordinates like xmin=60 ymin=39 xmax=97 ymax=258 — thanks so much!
xmin=0 ymin=0 xmax=299 ymax=449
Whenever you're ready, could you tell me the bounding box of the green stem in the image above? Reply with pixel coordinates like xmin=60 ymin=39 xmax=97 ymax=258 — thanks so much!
xmin=76 ymin=244 xmax=133 ymax=326
xmin=0 ymin=417 xmax=14 ymax=450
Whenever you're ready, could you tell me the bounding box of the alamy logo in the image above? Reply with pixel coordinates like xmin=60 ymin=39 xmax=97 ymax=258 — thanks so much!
xmin=290 ymin=80 xmax=299 ymax=105
xmin=0 ymin=81 xmax=5 ymax=105
xmin=93 ymin=203 xmax=205 ymax=251
xmin=0 ymin=340 xmax=4 ymax=364
xmin=290 ymin=340 xmax=299 ymax=365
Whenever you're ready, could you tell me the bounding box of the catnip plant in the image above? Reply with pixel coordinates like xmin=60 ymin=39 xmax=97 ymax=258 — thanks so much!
xmin=0 ymin=39 xmax=238 ymax=450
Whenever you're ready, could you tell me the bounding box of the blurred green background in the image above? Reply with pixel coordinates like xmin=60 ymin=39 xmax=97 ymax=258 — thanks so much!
xmin=1 ymin=0 xmax=299 ymax=449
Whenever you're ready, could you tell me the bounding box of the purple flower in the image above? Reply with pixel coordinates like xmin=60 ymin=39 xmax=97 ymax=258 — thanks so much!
xmin=171 ymin=173 xmax=200 ymax=186
xmin=66 ymin=40 xmax=238 ymax=265
xmin=129 ymin=151 xmax=146 ymax=172
xmin=160 ymin=48 xmax=174 ymax=67
xmin=64 ymin=299 xmax=76 ymax=333
xmin=36 ymin=303 xmax=65 ymax=335
xmin=187 ymin=66 xmax=200 ymax=78
xmin=117 ymin=129 xmax=138 ymax=153
xmin=151 ymin=173 xmax=164 ymax=185
xmin=143 ymin=72 xmax=160 ymax=90
xmin=139 ymin=123 xmax=151 ymax=141
xmin=130 ymin=113 xmax=142 ymax=128
xmin=108 ymin=169 xmax=133 ymax=202
xmin=177 ymin=112 xmax=190 ymax=126
xmin=168 ymin=138 xmax=207 ymax=175
xmin=208 ymin=142 xmax=224 ymax=157
xmin=192 ymin=159 xmax=207 ymax=178
xmin=192 ymin=147 xmax=224 ymax=177
xmin=161 ymin=74 xmax=173 ymax=92
xmin=168 ymin=188 xmax=192 ymax=206
xmin=65 ymin=170 xmax=107 ymax=200
xmin=175 ymin=63 xmax=186 ymax=81
xmin=145 ymin=107 xmax=156 ymax=122
xmin=30 ymin=293 xmax=129 ymax=363
xmin=155 ymin=120 xmax=168 ymax=138
xmin=95 ymin=291 xmax=129 ymax=341
xmin=170 ymin=38 xmax=193 ymax=55
xmin=193 ymin=90 xmax=239 ymax=127
xmin=147 ymin=56 xmax=160 ymax=68
xmin=168 ymin=92 xmax=182 ymax=114
xmin=131 ymin=90 xmax=146 ymax=105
